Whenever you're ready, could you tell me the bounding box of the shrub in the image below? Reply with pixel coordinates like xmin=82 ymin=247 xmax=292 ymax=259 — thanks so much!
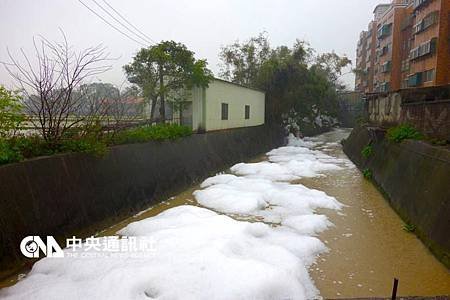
xmin=60 ymin=123 xmax=108 ymax=157
xmin=112 ymin=124 xmax=192 ymax=145
xmin=361 ymin=144 xmax=373 ymax=158
xmin=0 ymin=86 xmax=25 ymax=139
xmin=0 ymin=124 xmax=193 ymax=166
xmin=60 ymin=138 xmax=108 ymax=157
xmin=10 ymin=135 xmax=54 ymax=158
xmin=362 ymin=168 xmax=372 ymax=180
xmin=0 ymin=135 xmax=57 ymax=166
xmin=0 ymin=139 xmax=22 ymax=165
xmin=387 ymin=124 xmax=423 ymax=143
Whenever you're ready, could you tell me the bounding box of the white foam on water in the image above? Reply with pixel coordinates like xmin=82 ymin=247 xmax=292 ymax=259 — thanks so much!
xmin=1 ymin=206 xmax=323 ymax=300
xmin=2 ymin=130 xmax=352 ymax=300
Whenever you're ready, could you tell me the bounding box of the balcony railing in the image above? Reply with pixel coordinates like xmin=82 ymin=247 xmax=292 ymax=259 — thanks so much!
xmin=414 ymin=11 xmax=439 ymax=35
xmin=410 ymin=38 xmax=437 ymax=60
xmin=377 ymin=24 xmax=392 ymax=40
xmin=413 ymin=0 xmax=430 ymax=11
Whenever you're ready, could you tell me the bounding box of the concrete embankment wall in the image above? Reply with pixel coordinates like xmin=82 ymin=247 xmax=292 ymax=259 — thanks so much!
xmin=0 ymin=125 xmax=285 ymax=275
xmin=343 ymin=126 xmax=450 ymax=268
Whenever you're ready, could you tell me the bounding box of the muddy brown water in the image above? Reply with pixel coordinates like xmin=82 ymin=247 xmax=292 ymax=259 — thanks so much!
xmin=299 ymin=130 xmax=450 ymax=299
xmin=1 ymin=129 xmax=449 ymax=298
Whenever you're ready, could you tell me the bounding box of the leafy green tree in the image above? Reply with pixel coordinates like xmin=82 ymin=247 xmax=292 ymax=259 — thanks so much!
xmin=124 ymin=41 xmax=213 ymax=122
xmin=0 ymin=85 xmax=25 ymax=138
xmin=219 ymin=32 xmax=271 ymax=87
xmin=219 ymin=34 xmax=349 ymax=129
xmin=313 ymin=51 xmax=352 ymax=91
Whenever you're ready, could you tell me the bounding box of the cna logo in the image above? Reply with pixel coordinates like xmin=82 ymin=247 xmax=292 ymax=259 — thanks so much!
xmin=20 ymin=236 xmax=64 ymax=258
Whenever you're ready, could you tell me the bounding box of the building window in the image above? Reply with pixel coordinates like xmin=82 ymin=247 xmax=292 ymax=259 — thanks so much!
xmin=401 ymin=59 xmax=410 ymax=72
xmin=244 ymin=105 xmax=250 ymax=120
xmin=377 ymin=24 xmax=392 ymax=40
xmin=401 ymin=79 xmax=409 ymax=89
xmin=221 ymin=103 xmax=228 ymax=120
xmin=423 ymin=69 xmax=435 ymax=82
xmin=408 ymin=72 xmax=422 ymax=87
xmin=410 ymin=38 xmax=437 ymax=60
xmin=381 ymin=61 xmax=392 ymax=73
xmin=414 ymin=11 xmax=439 ymax=34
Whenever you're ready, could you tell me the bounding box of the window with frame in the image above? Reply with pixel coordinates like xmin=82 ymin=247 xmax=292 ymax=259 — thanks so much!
xmin=414 ymin=11 xmax=439 ymax=34
xmin=244 ymin=105 xmax=250 ymax=120
xmin=381 ymin=61 xmax=392 ymax=73
xmin=410 ymin=38 xmax=437 ymax=60
xmin=221 ymin=103 xmax=228 ymax=120
xmin=401 ymin=59 xmax=410 ymax=72
xmin=423 ymin=69 xmax=435 ymax=82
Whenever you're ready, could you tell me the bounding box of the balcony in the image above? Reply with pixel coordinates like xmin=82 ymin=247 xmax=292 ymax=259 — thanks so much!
xmin=410 ymin=38 xmax=437 ymax=60
xmin=414 ymin=11 xmax=439 ymax=35
xmin=380 ymin=82 xmax=390 ymax=92
xmin=377 ymin=24 xmax=392 ymax=40
xmin=381 ymin=61 xmax=392 ymax=73
xmin=413 ymin=0 xmax=430 ymax=11
xmin=408 ymin=73 xmax=423 ymax=87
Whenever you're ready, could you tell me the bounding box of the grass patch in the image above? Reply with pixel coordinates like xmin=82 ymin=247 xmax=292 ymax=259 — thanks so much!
xmin=403 ymin=223 xmax=416 ymax=233
xmin=361 ymin=144 xmax=373 ymax=159
xmin=362 ymin=168 xmax=372 ymax=180
xmin=386 ymin=124 xmax=423 ymax=143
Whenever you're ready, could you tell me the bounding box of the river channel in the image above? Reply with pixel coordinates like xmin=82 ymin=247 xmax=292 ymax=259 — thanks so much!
xmin=90 ymin=129 xmax=450 ymax=298
xmin=1 ymin=128 xmax=449 ymax=299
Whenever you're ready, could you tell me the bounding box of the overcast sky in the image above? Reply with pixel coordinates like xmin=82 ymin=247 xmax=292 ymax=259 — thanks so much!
xmin=0 ymin=0 xmax=385 ymax=90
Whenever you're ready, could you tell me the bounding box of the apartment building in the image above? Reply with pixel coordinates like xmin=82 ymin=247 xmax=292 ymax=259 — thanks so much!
xmin=355 ymin=4 xmax=391 ymax=93
xmin=408 ymin=0 xmax=450 ymax=87
xmin=375 ymin=2 xmax=410 ymax=92
xmin=400 ymin=6 xmax=415 ymax=88
xmin=355 ymin=31 xmax=368 ymax=92
xmin=355 ymin=0 xmax=449 ymax=93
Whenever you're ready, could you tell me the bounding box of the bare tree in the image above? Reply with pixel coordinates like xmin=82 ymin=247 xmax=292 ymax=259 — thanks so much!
xmin=2 ymin=32 xmax=112 ymax=147
xmin=75 ymin=83 xmax=112 ymax=140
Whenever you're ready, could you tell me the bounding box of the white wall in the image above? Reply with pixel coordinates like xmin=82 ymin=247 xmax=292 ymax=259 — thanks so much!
xmin=202 ymin=79 xmax=265 ymax=131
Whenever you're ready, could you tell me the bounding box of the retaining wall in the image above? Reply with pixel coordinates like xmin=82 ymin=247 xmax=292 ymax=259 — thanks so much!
xmin=365 ymin=85 xmax=450 ymax=140
xmin=343 ymin=126 xmax=450 ymax=268
xmin=0 ymin=125 xmax=285 ymax=275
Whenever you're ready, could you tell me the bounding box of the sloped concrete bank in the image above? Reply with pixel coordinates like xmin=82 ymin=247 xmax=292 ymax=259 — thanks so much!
xmin=343 ymin=126 xmax=450 ymax=268
xmin=0 ymin=125 xmax=285 ymax=276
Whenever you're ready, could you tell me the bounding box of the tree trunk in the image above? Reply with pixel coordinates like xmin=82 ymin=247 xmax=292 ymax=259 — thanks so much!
xmin=158 ymin=65 xmax=165 ymax=123
xmin=150 ymin=96 xmax=157 ymax=122
xmin=179 ymin=102 xmax=183 ymax=126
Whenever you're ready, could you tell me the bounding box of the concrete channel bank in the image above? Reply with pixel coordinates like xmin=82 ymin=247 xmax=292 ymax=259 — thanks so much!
xmin=0 ymin=125 xmax=285 ymax=277
xmin=343 ymin=126 xmax=450 ymax=269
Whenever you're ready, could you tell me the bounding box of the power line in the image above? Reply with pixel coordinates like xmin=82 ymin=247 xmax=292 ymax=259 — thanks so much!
xmin=78 ymin=0 xmax=148 ymax=47
xmin=90 ymin=0 xmax=154 ymax=45
xmin=100 ymin=0 xmax=157 ymax=44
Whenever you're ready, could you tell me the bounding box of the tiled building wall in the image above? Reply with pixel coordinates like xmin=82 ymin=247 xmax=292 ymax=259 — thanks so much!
xmin=356 ymin=0 xmax=449 ymax=92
